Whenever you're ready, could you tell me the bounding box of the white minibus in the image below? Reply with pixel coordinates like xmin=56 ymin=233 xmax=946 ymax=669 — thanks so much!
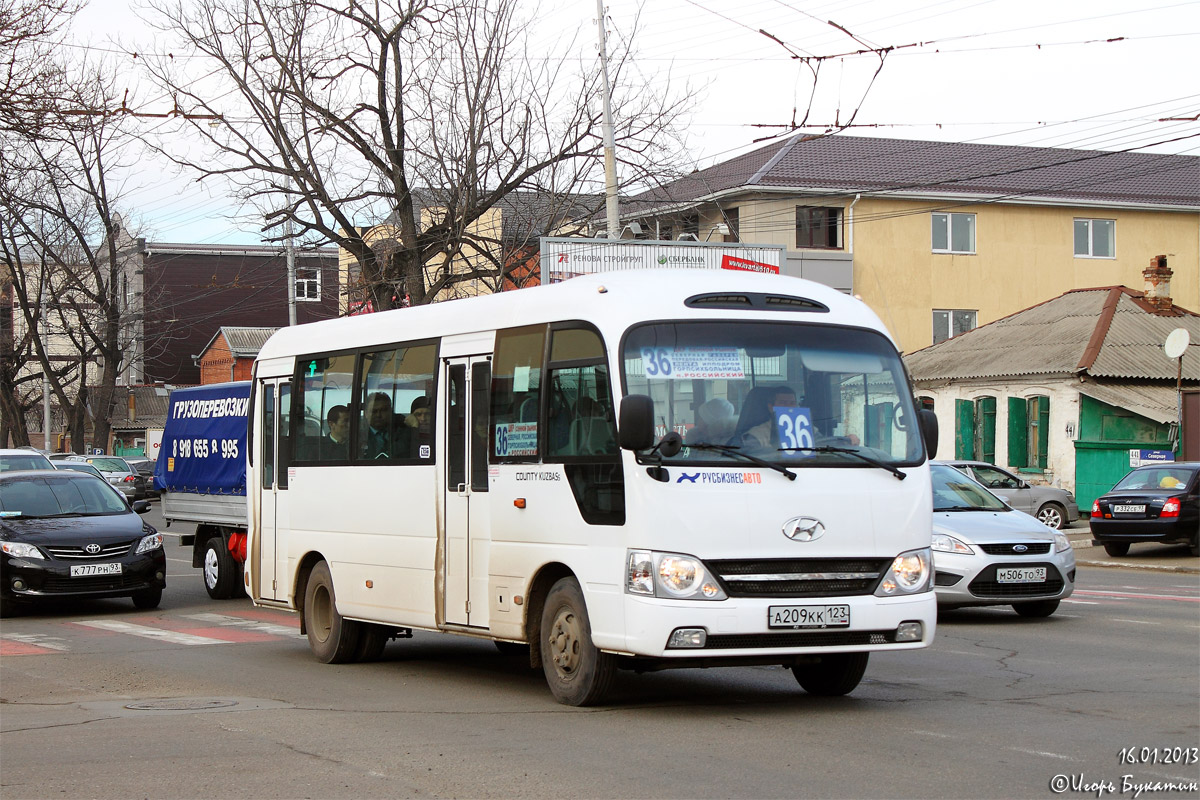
xmin=247 ymin=268 xmax=939 ymax=705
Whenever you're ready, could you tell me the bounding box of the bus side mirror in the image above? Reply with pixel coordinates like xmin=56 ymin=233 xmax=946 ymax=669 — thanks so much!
xmin=919 ymin=409 xmax=939 ymax=459
xmin=619 ymin=395 xmax=655 ymax=451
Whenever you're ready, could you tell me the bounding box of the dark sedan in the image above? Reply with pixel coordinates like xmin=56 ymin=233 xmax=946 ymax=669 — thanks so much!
xmin=1090 ymin=462 xmax=1200 ymax=557
xmin=0 ymin=471 xmax=166 ymax=616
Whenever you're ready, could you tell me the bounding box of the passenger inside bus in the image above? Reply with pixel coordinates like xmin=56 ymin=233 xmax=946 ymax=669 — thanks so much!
xmin=686 ymin=398 xmax=736 ymax=449
xmin=362 ymin=392 xmax=412 ymax=459
xmin=321 ymin=405 xmax=350 ymax=460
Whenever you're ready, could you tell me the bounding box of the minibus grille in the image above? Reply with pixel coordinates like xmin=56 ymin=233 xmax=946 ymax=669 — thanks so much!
xmin=706 ymin=558 xmax=888 ymax=597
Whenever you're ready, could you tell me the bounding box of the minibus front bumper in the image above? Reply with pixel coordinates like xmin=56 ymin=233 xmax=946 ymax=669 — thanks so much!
xmin=613 ymin=591 xmax=936 ymax=660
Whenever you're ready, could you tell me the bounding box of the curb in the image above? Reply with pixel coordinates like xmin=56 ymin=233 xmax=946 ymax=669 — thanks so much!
xmin=1074 ymin=558 xmax=1200 ymax=574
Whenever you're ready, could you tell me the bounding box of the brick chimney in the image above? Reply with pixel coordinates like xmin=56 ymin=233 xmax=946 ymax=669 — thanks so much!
xmin=127 ymin=390 xmax=136 ymax=424
xmin=1142 ymin=255 xmax=1173 ymax=314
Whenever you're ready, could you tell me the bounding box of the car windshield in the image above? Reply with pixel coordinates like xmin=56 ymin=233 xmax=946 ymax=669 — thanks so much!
xmin=55 ymin=463 xmax=103 ymax=477
xmin=622 ymin=321 xmax=923 ymax=467
xmin=87 ymin=457 xmax=130 ymax=472
xmin=1112 ymin=467 xmax=1194 ymax=491
xmin=931 ymin=465 xmax=1008 ymax=511
xmin=0 ymin=476 xmax=128 ymax=518
xmin=0 ymin=454 xmax=55 ymax=472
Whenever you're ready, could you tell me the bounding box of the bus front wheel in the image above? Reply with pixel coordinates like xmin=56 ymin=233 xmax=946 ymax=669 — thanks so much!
xmin=304 ymin=561 xmax=361 ymax=663
xmin=540 ymin=577 xmax=615 ymax=706
xmin=203 ymin=536 xmax=240 ymax=599
xmin=792 ymin=652 xmax=869 ymax=696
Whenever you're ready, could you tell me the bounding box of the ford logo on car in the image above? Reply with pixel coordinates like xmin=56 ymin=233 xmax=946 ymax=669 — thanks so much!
xmin=782 ymin=516 xmax=825 ymax=542
xmin=1013 ymin=544 xmax=1028 ymax=553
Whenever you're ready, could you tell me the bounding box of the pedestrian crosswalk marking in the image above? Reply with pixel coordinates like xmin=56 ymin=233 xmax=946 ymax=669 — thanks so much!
xmin=183 ymin=613 xmax=302 ymax=638
xmin=74 ymin=620 xmax=234 ymax=645
xmin=0 ymin=633 xmax=70 ymax=652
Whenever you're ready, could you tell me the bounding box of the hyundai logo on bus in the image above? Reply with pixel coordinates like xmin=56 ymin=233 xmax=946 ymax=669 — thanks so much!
xmin=782 ymin=517 xmax=825 ymax=542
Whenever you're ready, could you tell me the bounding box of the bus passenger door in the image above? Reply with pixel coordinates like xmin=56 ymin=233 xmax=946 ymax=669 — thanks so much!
xmin=443 ymin=356 xmax=491 ymax=627
xmin=257 ymin=378 xmax=291 ymax=602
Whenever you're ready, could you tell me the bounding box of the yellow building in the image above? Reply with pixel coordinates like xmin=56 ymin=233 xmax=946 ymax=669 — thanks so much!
xmin=625 ymin=135 xmax=1199 ymax=354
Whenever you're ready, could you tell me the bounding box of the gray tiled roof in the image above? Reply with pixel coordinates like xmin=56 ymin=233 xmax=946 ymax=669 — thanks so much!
xmin=108 ymin=384 xmax=182 ymax=431
xmin=905 ymin=287 xmax=1200 ymax=382
xmin=629 ymin=134 xmax=1200 ymax=209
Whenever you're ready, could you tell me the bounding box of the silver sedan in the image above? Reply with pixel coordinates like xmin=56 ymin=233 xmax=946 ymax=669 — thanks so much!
xmin=936 ymin=460 xmax=1080 ymax=529
xmin=930 ymin=464 xmax=1075 ymax=617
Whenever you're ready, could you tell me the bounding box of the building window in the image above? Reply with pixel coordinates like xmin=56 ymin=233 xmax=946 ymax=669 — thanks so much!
xmin=796 ymin=206 xmax=841 ymax=249
xmin=1074 ymin=218 xmax=1115 ymax=258
xmin=932 ymin=309 xmax=976 ymax=344
xmin=296 ymin=267 xmax=321 ymax=301
xmin=932 ymin=212 xmax=975 ymax=254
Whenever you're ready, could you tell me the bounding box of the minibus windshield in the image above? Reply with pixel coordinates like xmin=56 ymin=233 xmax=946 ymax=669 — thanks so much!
xmin=623 ymin=321 xmax=923 ymax=467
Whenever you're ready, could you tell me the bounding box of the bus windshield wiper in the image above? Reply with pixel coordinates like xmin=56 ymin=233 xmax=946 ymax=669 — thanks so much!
xmin=777 ymin=445 xmax=906 ymax=480
xmin=686 ymin=442 xmax=796 ymax=481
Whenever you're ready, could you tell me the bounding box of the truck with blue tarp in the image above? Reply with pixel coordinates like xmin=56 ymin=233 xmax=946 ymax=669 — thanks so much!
xmin=153 ymin=381 xmax=251 ymax=599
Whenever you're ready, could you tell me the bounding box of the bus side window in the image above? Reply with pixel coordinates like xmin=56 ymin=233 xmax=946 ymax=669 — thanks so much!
xmin=491 ymin=325 xmax=545 ymax=462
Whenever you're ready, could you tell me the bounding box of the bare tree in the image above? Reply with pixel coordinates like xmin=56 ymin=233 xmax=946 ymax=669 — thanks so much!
xmin=0 ymin=63 xmax=144 ymax=452
xmin=0 ymin=0 xmax=79 ymax=136
xmin=141 ymin=0 xmax=691 ymax=310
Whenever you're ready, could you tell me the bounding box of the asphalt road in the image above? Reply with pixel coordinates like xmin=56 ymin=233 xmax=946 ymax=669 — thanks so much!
xmin=1 ymin=504 xmax=1197 ymax=799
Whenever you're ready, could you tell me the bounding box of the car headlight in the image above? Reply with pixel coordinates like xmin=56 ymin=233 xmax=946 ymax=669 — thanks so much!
xmin=1 ymin=541 xmax=45 ymax=559
xmin=931 ymin=533 xmax=973 ymax=554
xmin=136 ymin=533 xmax=163 ymax=554
xmin=1054 ymin=533 xmax=1071 ymax=553
xmin=626 ymin=550 xmax=726 ymax=600
xmin=875 ymin=547 xmax=932 ymax=596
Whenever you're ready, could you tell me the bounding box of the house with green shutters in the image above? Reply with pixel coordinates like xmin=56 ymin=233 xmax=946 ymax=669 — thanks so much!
xmin=903 ymin=260 xmax=1199 ymax=509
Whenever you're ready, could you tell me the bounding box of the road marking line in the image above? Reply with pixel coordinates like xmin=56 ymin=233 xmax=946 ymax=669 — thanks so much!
xmin=74 ymin=620 xmax=234 ymax=645
xmin=1113 ymin=618 xmax=1161 ymax=625
xmin=183 ymin=613 xmax=301 ymax=638
xmin=1010 ymin=747 xmax=1076 ymax=761
xmin=1063 ymin=599 xmax=1099 ymax=605
xmin=1075 ymin=589 xmax=1199 ymax=603
xmin=0 ymin=633 xmax=71 ymax=655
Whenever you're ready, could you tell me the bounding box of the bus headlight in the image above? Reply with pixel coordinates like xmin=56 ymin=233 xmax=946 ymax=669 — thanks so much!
xmin=875 ymin=547 xmax=932 ymax=596
xmin=626 ymin=550 xmax=726 ymax=600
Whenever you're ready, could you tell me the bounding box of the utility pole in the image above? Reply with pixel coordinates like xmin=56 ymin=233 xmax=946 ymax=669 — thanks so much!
xmin=285 ymin=217 xmax=297 ymax=326
xmin=596 ymin=0 xmax=620 ymax=239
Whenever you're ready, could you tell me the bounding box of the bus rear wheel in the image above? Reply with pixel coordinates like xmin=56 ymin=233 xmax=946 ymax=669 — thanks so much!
xmin=540 ymin=577 xmax=615 ymax=706
xmin=304 ymin=561 xmax=361 ymax=663
xmin=792 ymin=652 xmax=869 ymax=696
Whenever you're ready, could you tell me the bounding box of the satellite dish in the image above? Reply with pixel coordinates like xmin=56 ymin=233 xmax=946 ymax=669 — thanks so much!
xmin=1164 ymin=328 xmax=1190 ymax=359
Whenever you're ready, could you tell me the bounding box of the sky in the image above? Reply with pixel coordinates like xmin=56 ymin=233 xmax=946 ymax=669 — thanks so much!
xmin=69 ymin=0 xmax=1200 ymax=246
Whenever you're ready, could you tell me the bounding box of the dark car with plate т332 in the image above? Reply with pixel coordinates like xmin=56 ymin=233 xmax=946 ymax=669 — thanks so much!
xmin=1090 ymin=462 xmax=1200 ymax=557
xmin=0 ymin=470 xmax=165 ymax=617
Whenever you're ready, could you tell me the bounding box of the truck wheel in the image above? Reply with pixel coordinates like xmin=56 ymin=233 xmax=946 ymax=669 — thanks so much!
xmin=1103 ymin=542 xmax=1130 ymax=557
xmin=304 ymin=561 xmax=361 ymax=664
xmin=540 ymin=577 xmax=615 ymax=706
xmin=203 ymin=536 xmax=240 ymax=600
xmin=792 ymin=652 xmax=869 ymax=696
xmin=1036 ymin=503 xmax=1066 ymax=530
xmin=131 ymin=587 xmax=162 ymax=609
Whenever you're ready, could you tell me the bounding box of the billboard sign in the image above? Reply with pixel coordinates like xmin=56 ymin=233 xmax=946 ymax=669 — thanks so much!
xmin=539 ymin=237 xmax=785 ymax=282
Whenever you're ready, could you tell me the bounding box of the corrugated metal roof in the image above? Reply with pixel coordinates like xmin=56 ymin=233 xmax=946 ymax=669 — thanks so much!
xmin=222 ymin=327 xmax=280 ymax=357
xmin=108 ymin=384 xmax=184 ymax=431
xmin=905 ymin=287 xmax=1200 ymax=383
xmin=1078 ymin=383 xmax=1182 ymax=424
xmin=629 ymin=134 xmax=1200 ymax=210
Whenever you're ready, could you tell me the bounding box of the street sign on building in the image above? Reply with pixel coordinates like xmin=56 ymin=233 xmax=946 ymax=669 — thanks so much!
xmin=1129 ymin=449 xmax=1175 ymax=467
xmin=539 ymin=237 xmax=786 ymax=282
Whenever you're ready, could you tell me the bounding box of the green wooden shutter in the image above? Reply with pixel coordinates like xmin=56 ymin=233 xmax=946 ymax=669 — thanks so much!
xmin=1027 ymin=396 xmax=1049 ymax=469
xmin=955 ymin=399 xmax=975 ymax=459
xmin=1008 ymin=397 xmax=1028 ymax=467
xmin=975 ymin=396 xmax=996 ymax=464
